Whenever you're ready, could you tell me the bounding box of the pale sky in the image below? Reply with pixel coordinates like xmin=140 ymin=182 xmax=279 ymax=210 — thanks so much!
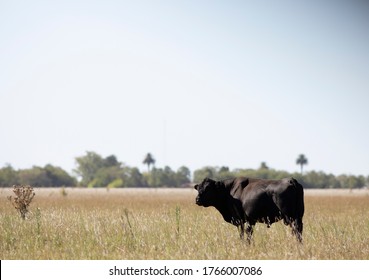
xmin=1 ymin=0 xmax=368 ymax=176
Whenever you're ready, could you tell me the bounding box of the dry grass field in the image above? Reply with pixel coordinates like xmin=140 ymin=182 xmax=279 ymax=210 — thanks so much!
xmin=1 ymin=187 xmax=369 ymax=260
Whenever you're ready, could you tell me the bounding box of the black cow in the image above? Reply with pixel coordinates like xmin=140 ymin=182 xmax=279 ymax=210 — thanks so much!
xmin=194 ymin=177 xmax=304 ymax=243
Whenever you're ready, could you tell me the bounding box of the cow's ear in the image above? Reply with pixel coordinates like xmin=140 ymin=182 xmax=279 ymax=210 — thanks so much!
xmin=215 ymin=180 xmax=223 ymax=189
xmin=194 ymin=184 xmax=198 ymax=190
xmin=204 ymin=177 xmax=212 ymax=183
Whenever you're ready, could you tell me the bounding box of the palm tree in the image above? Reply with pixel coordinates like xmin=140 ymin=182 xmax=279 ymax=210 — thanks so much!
xmin=143 ymin=153 xmax=155 ymax=172
xmin=259 ymin=162 xmax=269 ymax=170
xmin=296 ymin=154 xmax=308 ymax=174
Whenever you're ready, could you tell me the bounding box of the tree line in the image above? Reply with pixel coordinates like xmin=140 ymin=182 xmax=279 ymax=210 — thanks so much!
xmin=0 ymin=151 xmax=368 ymax=189
xmin=193 ymin=164 xmax=368 ymax=189
xmin=0 ymin=151 xmax=191 ymax=188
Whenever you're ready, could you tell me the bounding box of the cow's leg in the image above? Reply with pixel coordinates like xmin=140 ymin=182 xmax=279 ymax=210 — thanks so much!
xmin=245 ymin=224 xmax=254 ymax=244
xmin=238 ymin=223 xmax=245 ymax=239
xmin=282 ymin=215 xmax=291 ymax=226
xmin=291 ymin=218 xmax=303 ymax=243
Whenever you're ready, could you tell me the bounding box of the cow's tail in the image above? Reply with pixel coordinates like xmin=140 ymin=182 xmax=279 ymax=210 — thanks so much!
xmin=291 ymin=178 xmax=304 ymax=242
xmin=291 ymin=178 xmax=304 ymax=219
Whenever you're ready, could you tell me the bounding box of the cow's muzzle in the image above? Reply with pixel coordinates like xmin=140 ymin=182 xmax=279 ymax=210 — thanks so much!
xmin=195 ymin=196 xmax=203 ymax=206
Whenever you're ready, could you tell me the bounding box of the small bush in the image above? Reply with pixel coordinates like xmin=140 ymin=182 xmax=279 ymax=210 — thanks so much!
xmin=8 ymin=185 xmax=35 ymax=219
xmin=107 ymin=178 xmax=124 ymax=189
xmin=60 ymin=187 xmax=68 ymax=197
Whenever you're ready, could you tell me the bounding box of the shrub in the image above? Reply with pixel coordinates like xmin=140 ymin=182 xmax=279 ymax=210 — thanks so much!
xmin=7 ymin=185 xmax=35 ymax=219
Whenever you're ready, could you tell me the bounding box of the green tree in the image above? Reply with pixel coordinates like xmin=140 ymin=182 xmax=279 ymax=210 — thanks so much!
xmin=74 ymin=151 xmax=106 ymax=186
xmin=145 ymin=166 xmax=191 ymax=187
xmin=0 ymin=164 xmax=19 ymax=187
xmin=1 ymin=164 xmax=76 ymax=187
xmin=74 ymin=151 xmax=150 ymax=188
xmin=74 ymin=151 xmax=122 ymax=186
xmin=337 ymin=174 xmax=365 ymax=189
xmin=217 ymin=166 xmax=233 ymax=180
xmin=145 ymin=167 xmax=160 ymax=187
xmin=296 ymin=154 xmax=308 ymax=174
xmin=18 ymin=166 xmax=52 ymax=187
xmin=104 ymin=155 xmax=121 ymax=168
xmin=176 ymin=166 xmax=191 ymax=186
xmin=303 ymin=171 xmax=327 ymax=188
xmin=143 ymin=153 xmax=155 ymax=172
xmin=162 ymin=166 xmax=177 ymax=186
xmin=88 ymin=166 xmax=124 ymax=188
xmin=44 ymin=164 xmax=76 ymax=186
xmin=123 ymin=167 xmax=147 ymax=187
xmin=193 ymin=166 xmax=217 ymax=183
xmin=150 ymin=166 xmax=175 ymax=187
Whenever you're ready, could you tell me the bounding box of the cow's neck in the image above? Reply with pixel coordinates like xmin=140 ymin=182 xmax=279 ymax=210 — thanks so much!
xmin=213 ymin=182 xmax=244 ymax=225
xmin=214 ymin=201 xmax=233 ymax=223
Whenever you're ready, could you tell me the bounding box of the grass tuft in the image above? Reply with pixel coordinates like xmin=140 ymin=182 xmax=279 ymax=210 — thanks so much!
xmin=175 ymin=205 xmax=181 ymax=238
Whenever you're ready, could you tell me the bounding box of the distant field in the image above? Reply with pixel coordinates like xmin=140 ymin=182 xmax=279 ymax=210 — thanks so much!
xmin=1 ymin=187 xmax=369 ymax=260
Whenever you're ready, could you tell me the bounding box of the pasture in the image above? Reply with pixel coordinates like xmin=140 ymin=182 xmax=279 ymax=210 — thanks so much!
xmin=1 ymin=187 xmax=369 ymax=260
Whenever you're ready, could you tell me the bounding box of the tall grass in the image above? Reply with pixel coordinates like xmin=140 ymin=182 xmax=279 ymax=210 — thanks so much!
xmin=0 ymin=188 xmax=368 ymax=259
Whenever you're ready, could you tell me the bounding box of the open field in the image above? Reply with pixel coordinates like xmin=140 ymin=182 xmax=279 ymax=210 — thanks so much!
xmin=1 ymin=187 xmax=369 ymax=260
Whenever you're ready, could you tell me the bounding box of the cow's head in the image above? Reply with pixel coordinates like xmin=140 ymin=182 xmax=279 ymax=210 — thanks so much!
xmin=194 ymin=177 xmax=221 ymax=207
